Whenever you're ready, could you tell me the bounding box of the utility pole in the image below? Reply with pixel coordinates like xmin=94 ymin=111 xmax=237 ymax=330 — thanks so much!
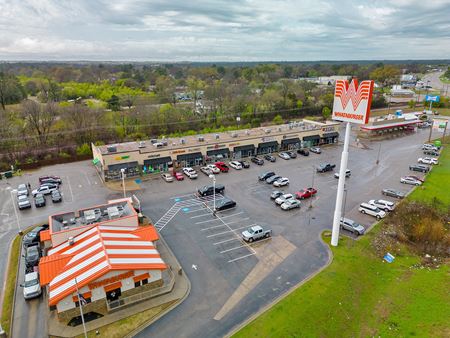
xmin=428 ymin=118 xmax=434 ymax=143
xmin=309 ymin=166 xmax=315 ymax=209
xmin=376 ymin=142 xmax=382 ymax=165
xmin=442 ymin=121 xmax=448 ymax=142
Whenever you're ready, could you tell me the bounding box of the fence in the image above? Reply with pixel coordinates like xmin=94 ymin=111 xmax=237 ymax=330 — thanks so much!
xmin=106 ymin=268 xmax=175 ymax=312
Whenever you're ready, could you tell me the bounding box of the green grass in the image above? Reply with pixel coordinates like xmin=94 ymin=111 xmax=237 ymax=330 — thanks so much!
xmin=234 ymin=140 xmax=450 ymax=338
xmin=439 ymin=75 xmax=450 ymax=84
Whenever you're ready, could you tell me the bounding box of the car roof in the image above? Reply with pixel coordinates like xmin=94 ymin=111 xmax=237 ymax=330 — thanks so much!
xmin=250 ymin=225 xmax=262 ymax=231
xmin=25 ymin=271 xmax=39 ymax=281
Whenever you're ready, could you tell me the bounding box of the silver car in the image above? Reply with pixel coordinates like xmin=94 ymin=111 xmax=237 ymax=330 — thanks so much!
xmin=17 ymin=195 xmax=31 ymax=210
xmin=161 ymin=173 xmax=174 ymax=182
xmin=340 ymin=217 xmax=365 ymax=236
xmin=17 ymin=184 xmax=29 ymax=196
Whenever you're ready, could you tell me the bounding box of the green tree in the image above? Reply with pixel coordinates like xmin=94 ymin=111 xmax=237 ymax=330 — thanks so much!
xmin=107 ymin=95 xmax=121 ymax=111
xmin=322 ymin=106 xmax=331 ymax=120
xmin=272 ymin=114 xmax=284 ymax=125
xmin=0 ymin=73 xmax=26 ymax=109
xmin=370 ymin=65 xmax=401 ymax=87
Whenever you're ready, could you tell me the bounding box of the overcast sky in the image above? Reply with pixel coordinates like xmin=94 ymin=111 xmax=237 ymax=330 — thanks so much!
xmin=0 ymin=0 xmax=449 ymax=61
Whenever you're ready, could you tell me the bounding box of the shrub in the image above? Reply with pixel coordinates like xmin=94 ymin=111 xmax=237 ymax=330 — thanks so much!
xmin=58 ymin=151 xmax=71 ymax=159
xmin=76 ymin=143 xmax=92 ymax=156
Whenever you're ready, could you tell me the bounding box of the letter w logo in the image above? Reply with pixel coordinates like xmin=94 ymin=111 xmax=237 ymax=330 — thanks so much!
xmin=335 ymin=79 xmax=372 ymax=111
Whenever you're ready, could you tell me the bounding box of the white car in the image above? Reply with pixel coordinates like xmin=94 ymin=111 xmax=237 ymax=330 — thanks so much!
xmin=17 ymin=184 xmax=29 ymax=196
xmin=418 ymin=157 xmax=438 ymax=165
xmin=358 ymin=202 xmax=386 ymax=220
xmin=422 ymin=144 xmax=438 ymax=151
xmin=278 ymin=152 xmax=291 ymax=160
xmin=275 ymin=193 xmax=295 ymax=205
xmin=369 ymin=199 xmax=395 ymax=212
xmin=161 ymin=173 xmax=174 ymax=182
xmin=400 ymin=176 xmax=422 ymax=186
xmin=229 ymin=161 xmax=243 ymax=170
xmin=334 ymin=169 xmax=351 ymax=179
xmin=17 ymin=195 xmax=32 ymax=210
xmin=32 ymin=185 xmax=58 ymax=197
xmin=206 ymin=164 xmax=220 ymax=174
xmin=273 ymin=177 xmax=289 ymax=187
xmin=200 ymin=166 xmax=213 ymax=175
xmin=21 ymin=271 xmax=42 ymax=300
xmin=182 ymin=167 xmax=198 ymax=179
xmin=281 ymin=199 xmax=301 ymax=210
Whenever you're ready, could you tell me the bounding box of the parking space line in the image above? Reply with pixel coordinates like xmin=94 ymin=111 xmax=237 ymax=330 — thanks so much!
xmin=65 ymin=175 xmax=74 ymax=203
xmin=84 ymin=172 xmax=91 ymax=185
xmin=190 ymin=212 xmax=213 ymax=219
xmin=220 ymin=245 xmax=246 ymax=254
xmin=206 ymin=225 xmax=251 ymax=238
xmin=228 ymin=252 xmax=256 ymax=263
xmin=185 ymin=208 xmax=208 ymax=214
xmin=201 ymin=218 xmax=250 ymax=231
xmin=195 ymin=211 xmax=244 ymax=224
xmin=213 ymin=237 xmax=240 ymax=245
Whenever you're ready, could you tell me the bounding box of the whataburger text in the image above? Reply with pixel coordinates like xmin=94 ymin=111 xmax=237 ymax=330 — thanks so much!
xmin=333 ymin=111 xmax=364 ymax=121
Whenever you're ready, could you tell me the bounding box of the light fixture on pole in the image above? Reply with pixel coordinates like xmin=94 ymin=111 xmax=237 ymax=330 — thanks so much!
xmin=209 ymin=174 xmax=216 ymax=215
xmin=120 ymin=168 xmax=126 ymax=198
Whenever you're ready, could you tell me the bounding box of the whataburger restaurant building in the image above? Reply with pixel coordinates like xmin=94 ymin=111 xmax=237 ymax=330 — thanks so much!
xmin=91 ymin=119 xmax=340 ymax=181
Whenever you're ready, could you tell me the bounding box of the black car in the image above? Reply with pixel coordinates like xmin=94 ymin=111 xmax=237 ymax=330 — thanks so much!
xmin=382 ymin=188 xmax=405 ymax=199
xmin=264 ymin=154 xmax=276 ymax=162
xmin=251 ymin=157 xmax=264 ymax=165
xmin=409 ymin=164 xmax=430 ymax=173
xmin=266 ymin=175 xmax=281 ymax=184
xmin=215 ymin=199 xmax=237 ymax=211
xmin=258 ymin=171 xmax=275 ymax=181
xmin=316 ymin=163 xmax=336 ymax=173
xmin=238 ymin=160 xmax=250 ymax=168
xmin=34 ymin=194 xmax=46 ymax=207
xmin=297 ymin=148 xmax=309 ymax=156
xmin=423 ymin=149 xmax=439 ymax=156
xmin=22 ymin=226 xmax=46 ymax=248
xmin=51 ymin=190 xmax=63 ymax=203
xmin=197 ymin=184 xmax=225 ymax=197
xmin=286 ymin=151 xmax=297 ymax=159
xmin=24 ymin=244 xmax=41 ymax=268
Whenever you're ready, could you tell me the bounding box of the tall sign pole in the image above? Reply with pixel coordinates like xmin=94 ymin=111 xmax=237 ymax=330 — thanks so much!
xmin=330 ymin=79 xmax=374 ymax=246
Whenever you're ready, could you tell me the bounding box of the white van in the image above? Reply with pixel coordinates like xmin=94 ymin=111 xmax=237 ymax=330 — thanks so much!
xmin=358 ymin=202 xmax=386 ymax=219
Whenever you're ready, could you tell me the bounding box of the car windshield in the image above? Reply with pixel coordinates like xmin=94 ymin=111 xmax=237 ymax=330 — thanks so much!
xmin=18 ymin=195 xmax=27 ymax=201
xmin=248 ymin=228 xmax=255 ymax=234
xmin=24 ymin=278 xmax=39 ymax=287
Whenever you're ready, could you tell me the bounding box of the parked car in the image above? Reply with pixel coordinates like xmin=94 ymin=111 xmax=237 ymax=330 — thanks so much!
xmin=369 ymin=199 xmax=395 ymax=212
xmin=422 ymin=144 xmax=438 ymax=151
xmin=273 ymin=177 xmax=289 ymax=187
xmin=278 ymin=152 xmax=291 ymax=160
xmin=334 ymin=169 xmax=351 ymax=178
xmin=275 ymin=193 xmax=295 ymax=205
xmin=174 ymin=172 xmax=184 ymax=181
xmin=200 ymin=166 xmax=213 ymax=176
xmin=358 ymin=202 xmax=386 ymax=220
xmin=295 ymin=187 xmax=317 ymax=199
xmin=34 ymin=194 xmax=46 ymax=207
xmin=206 ymin=164 xmax=221 ymax=174
xmin=237 ymin=160 xmax=250 ymax=168
xmin=406 ymin=175 xmax=424 ymax=182
xmin=286 ymin=151 xmax=297 ymax=159
xmin=198 ymin=184 xmax=225 ymax=197
xmin=259 ymin=171 xmax=275 ymax=181
xmin=161 ymin=173 xmax=174 ymax=182
xmin=182 ymin=167 xmax=198 ymax=179
xmin=281 ymin=199 xmax=301 ymax=210
xmin=229 ymin=161 xmax=243 ymax=170
xmin=423 ymin=149 xmax=439 ymax=156
xmin=297 ymin=148 xmax=309 ymax=156
xmin=340 ymin=217 xmax=365 ymax=236
xmin=381 ymin=188 xmax=405 ymax=199
xmin=310 ymin=147 xmax=321 ymax=154
xmin=24 ymin=244 xmax=41 ymax=268
xmin=316 ymin=163 xmax=336 ymax=173
xmin=39 ymin=175 xmax=62 ymax=185
xmin=242 ymin=225 xmax=272 ymax=242
xmin=409 ymin=164 xmax=430 ymax=173
xmin=17 ymin=183 xmax=29 ymax=197
xmin=418 ymin=157 xmax=438 ymax=165
xmin=270 ymin=190 xmax=284 ymax=199
xmin=23 ymin=226 xmax=46 ymax=248
xmin=266 ymin=175 xmax=281 ymax=184
xmin=251 ymin=157 xmax=264 ymax=165
xmin=32 ymin=184 xmax=58 ymax=197
xmin=215 ymin=198 xmax=236 ymax=211
xmin=214 ymin=161 xmax=229 ymax=173
xmin=264 ymin=154 xmax=276 ymax=162
xmin=17 ymin=195 xmax=32 ymax=210
xmin=51 ymin=190 xmax=63 ymax=203
xmin=400 ymin=176 xmax=422 ymax=186
xmin=21 ymin=271 xmax=42 ymax=300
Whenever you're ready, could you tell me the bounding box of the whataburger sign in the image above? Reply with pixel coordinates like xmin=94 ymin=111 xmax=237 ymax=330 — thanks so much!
xmin=332 ymin=79 xmax=374 ymax=125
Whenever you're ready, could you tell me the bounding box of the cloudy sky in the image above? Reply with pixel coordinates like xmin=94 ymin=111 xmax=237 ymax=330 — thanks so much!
xmin=0 ymin=0 xmax=449 ymax=61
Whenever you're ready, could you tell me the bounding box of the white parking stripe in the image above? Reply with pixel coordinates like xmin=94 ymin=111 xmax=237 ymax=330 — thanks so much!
xmin=213 ymin=237 xmax=240 ymax=245
xmin=228 ymin=252 xmax=256 ymax=263
xmin=201 ymin=218 xmax=250 ymax=231
xmin=190 ymin=212 xmax=213 ymax=219
xmin=172 ymin=193 xmax=196 ymax=199
xmin=195 ymin=211 xmax=244 ymax=224
xmin=220 ymin=245 xmax=246 ymax=254
xmin=206 ymin=225 xmax=250 ymax=238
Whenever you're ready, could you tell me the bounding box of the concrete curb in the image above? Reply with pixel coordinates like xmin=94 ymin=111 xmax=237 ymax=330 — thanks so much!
xmin=8 ymin=233 xmax=23 ymax=338
xmin=0 ymin=233 xmax=17 ymax=336
xmin=224 ymin=232 xmax=334 ymax=338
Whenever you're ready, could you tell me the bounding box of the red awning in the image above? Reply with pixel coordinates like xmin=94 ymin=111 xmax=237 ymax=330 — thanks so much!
xmin=133 ymin=272 xmax=150 ymax=283
xmin=104 ymin=281 xmax=122 ymax=292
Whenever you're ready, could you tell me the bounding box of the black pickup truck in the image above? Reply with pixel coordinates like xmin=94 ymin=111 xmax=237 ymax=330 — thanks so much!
xmin=316 ymin=163 xmax=336 ymax=173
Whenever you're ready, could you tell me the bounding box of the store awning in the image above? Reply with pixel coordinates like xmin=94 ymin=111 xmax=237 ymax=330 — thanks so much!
xmin=206 ymin=148 xmax=230 ymax=156
xmin=281 ymin=137 xmax=300 ymax=145
xmin=104 ymin=281 xmax=122 ymax=292
xmin=176 ymin=152 xmax=203 ymax=161
xmin=322 ymin=132 xmax=339 ymax=138
xmin=108 ymin=161 xmax=139 ymax=171
xmin=133 ymin=272 xmax=150 ymax=283
xmin=144 ymin=156 xmax=172 ymax=166
xmin=302 ymin=134 xmax=320 ymax=141
xmin=233 ymin=144 xmax=255 ymax=152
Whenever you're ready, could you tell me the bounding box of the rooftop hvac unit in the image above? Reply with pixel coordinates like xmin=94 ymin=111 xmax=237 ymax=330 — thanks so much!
xmin=180 ymin=138 xmax=186 ymax=144
xmin=215 ymin=134 xmax=220 ymax=139
xmin=289 ymin=124 xmax=293 ymax=129
xmin=231 ymin=133 xmax=238 ymax=138
xmin=68 ymin=237 xmax=75 ymax=245
xmin=265 ymin=129 xmax=271 ymax=134
xmin=84 ymin=209 xmax=96 ymax=223
xmin=107 ymin=206 xmax=120 ymax=219
xmin=107 ymin=146 xmax=117 ymax=153
xmin=198 ymin=136 xmax=205 ymax=142
xmin=138 ymin=141 xmax=146 ymax=148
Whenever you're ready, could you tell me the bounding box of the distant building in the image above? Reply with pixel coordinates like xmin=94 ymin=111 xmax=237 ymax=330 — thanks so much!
xmin=296 ymin=75 xmax=351 ymax=85
xmin=400 ymin=74 xmax=418 ymax=88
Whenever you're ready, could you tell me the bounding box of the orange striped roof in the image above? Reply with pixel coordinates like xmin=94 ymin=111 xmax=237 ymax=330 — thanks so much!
xmin=39 ymin=230 xmax=51 ymax=242
xmin=40 ymin=225 xmax=166 ymax=306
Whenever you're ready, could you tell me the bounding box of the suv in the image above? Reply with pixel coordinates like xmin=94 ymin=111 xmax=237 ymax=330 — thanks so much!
xmin=275 ymin=193 xmax=295 ymax=205
xmin=215 ymin=162 xmax=229 ymax=173
xmin=251 ymin=157 xmax=264 ymax=165
xmin=229 ymin=161 xmax=243 ymax=170
xmin=24 ymin=244 xmax=41 ymax=268
xmin=340 ymin=218 xmax=365 ymax=236
xmin=237 ymin=160 xmax=250 ymax=168
xmin=23 ymin=226 xmax=46 ymax=248
xmin=297 ymin=148 xmax=309 ymax=156
xmin=17 ymin=184 xmax=29 ymax=197
xmin=286 ymin=151 xmax=297 ymax=159
xmin=258 ymin=171 xmax=275 ymax=181
xmin=17 ymin=195 xmax=32 ymax=210
xmin=182 ymin=167 xmax=198 ymax=179
xmin=423 ymin=149 xmax=439 ymax=156
xmin=369 ymin=199 xmax=395 ymax=212
xmin=21 ymin=271 xmax=42 ymax=300
xmin=422 ymin=144 xmax=438 ymax=151
xmin=197 ymin=184 xmax=225 ymax=197
xmin=310 ymin=147 xmax=321 ymax=154
xmin=409 ymin=164 xmax=429 ymax=173
xmin=316 ymin=163 xmax=336 ymax=173
xmin=278 ymin=152 xmax=291 ymax=160
xmin=32 ymin=184 xmax=58 ymax=197
xmin=264 ymin=154 xmax=276 ymax=162
xmin=34 ymin=194 xmax=46 ymax=207
xmin=358 ymin=202 xmax=386 ymax=220
xmin=266 ymin=175 xmax=281 ymax=184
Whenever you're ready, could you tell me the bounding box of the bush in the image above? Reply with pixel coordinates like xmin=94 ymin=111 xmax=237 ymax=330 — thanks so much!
xmin=58 ymin=151 xmax=71 ymax=159
xmin=272 ymin=114 xmax=284 ymax=125
xmin=76 ymin=143 xmax=92 ymax=156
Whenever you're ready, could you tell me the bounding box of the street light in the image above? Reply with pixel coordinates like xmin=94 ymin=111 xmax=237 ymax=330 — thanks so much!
xmin=309 ymin=165 xmax=315 ymax=209
xmin=342 ymin=185 xmax=348 ymax=219
xmin=120 ymin=168 xmax=126 ymax=198
xmin=209 ymin=174 xmax=216 ymax=215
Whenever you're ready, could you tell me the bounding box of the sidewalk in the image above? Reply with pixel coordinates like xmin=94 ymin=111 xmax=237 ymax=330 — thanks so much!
xmin=47 ymin=233 xmax=190 ymax=338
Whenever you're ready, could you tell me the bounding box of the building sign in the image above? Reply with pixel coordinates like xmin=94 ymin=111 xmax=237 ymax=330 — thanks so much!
xmin=332 ymin=79 xmax=374 ymax=125
xmin=147 ymin=154 xmax=161 ymax=159
xmin=172 ymin=150 xmax=186 ymax=155
xmin=228 ymin=143 xmax=240 ymax=147
xmin=188 ymin=148 xmax=201 ymax=152
xmin=321 ymin=126 xmax=335 ymax=132
xmin=207 ymin=144 xmax=227 ymax=150
xmin=114 ymin=155 xmax=130 ymax=161
xmin=88 ymin=271 xmax=134 ymax=289
xmin=261 ymin=137 xmax=274 ymax=142
xmin=425 ymin=95 xmax=440 ymax=102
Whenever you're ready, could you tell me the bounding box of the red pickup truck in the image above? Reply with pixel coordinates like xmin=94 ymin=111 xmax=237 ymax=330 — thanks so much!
xmin=214 ymin=161 xmax=229 ymax=173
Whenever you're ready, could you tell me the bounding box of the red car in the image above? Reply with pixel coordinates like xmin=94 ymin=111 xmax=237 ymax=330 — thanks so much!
xmin=174 ymin=172 xmax=184 ymax=181
xmin=295 ymin=187 xmax=317 ymax=199
xmin=214 ymin=161 xmax=229 ymax=173
xmin=406 ymin=175 xmax=424 ymax=182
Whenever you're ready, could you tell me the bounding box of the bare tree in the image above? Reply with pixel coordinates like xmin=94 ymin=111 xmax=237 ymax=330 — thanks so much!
xmin=22 ymin=100 xmax=58 ymax=146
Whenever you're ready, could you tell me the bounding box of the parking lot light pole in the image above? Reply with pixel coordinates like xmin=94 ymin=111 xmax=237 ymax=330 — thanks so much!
xmin=120 ymin=168 xmax=126 ymax=198
xmin=309 ymin=165 xmax=315 ymax=209
xmin=331 ymin=122 xmax=351 ymax=246
xmin=209 ymin=174 xmax=216 ymax=215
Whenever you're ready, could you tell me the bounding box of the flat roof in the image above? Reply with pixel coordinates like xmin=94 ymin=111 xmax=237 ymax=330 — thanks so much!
xmin=361 ymin=119 xmax=419 ymax=130
xmin=96 ymin=120 xmax=339 ymax=156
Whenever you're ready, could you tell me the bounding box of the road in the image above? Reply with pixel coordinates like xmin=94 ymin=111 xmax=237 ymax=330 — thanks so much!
xmin=422 ymin=71 xmax=449 ymax=94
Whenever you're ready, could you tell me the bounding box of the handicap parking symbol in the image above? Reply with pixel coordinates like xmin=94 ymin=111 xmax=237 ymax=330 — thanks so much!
xmin=175 ymin=198 xmax=181 ymax=202
xmin=182 ymin=207 xmax=190 ymax=212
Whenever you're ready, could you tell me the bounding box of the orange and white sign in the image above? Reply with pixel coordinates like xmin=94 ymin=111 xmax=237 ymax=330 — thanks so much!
xmin=332 ymin=79 xmax=374 ymax=125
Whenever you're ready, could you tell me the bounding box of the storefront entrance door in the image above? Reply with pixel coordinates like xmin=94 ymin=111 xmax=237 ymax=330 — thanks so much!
xmin=106 ymin=288 xmax=121 ymax=302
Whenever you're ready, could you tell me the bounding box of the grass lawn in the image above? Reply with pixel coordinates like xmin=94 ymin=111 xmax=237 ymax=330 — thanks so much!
xmin=234 ymin=140 xmax=450 ymax=338
xmin=439 ymin=75 xmax=450 ymax=84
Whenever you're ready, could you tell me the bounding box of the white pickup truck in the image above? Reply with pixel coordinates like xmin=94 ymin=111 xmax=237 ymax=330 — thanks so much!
xmin=242 ymin=225 xmax=272 ymax=242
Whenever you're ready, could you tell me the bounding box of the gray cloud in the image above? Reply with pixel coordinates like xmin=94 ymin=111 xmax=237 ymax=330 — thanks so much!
xmin=0 ymin=0 xmax=449 ymax=61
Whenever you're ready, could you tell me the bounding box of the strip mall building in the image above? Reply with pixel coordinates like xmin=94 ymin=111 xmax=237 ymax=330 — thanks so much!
xmin=91 ymin=119 xmax=340 ymax=181
xmin=39 ymin=199 xmax=168 ymax=323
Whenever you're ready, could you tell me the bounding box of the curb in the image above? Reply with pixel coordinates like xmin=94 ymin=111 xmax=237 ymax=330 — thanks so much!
xmin=224 ymin=231 xmax=334 ymax=338
xmin=8 ymin=233 xmax=23 ymax=338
